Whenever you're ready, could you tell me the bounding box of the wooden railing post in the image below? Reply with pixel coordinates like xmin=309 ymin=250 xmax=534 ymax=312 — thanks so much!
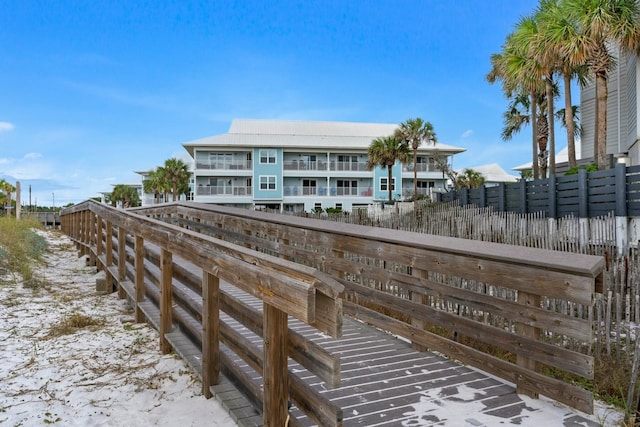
xmin=117 ymin=226 xmax=126 ymax=298
xmin=411 ymin=267 xmax=429 ymax=352
xmin=263 ymin=302 xmax=289 ymax=426
xmin=96 ymin=215 xmax=103 ymax=259
xmin=135 ymin=235 xmax=145 ymax=323
xmin=160 ymin=248 xmax=173 ymax=354
xmin=202 ymin=270 xmax=220 ymax=398
xmin=105 ymin=221 xmax=113 ymax=267
xmin=516 ymin=291 xmax=541 ymax=398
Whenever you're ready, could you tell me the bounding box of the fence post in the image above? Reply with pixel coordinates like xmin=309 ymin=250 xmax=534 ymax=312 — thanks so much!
xmin=263 ymin=302 xmax=289 ymax=426
xmin=519 ymin=180 xmax=527 ymax=214
xmin=135 ymin=236 xmax=145 ymax=322
xmin=547 ymin=175 xmax=557 ymax=246
xmin=498 ymin=182 xmax=506 ymax=212
xmin=478 ymin=185 xmax=486 ymax=208
xmin=88 ymin=211 xmax=96 ymax=266
xmin=160 ymin=248 xmax=173 ymax=354
xmin=202 ymin=270 xmax=220 ymax=398
xmin=615 ymin=163 xmax=628 ymax=256
xmin=461 ymin=188 xmax=468 ymax=207
xmin=578 ymin=168 xmax=589 ymax=251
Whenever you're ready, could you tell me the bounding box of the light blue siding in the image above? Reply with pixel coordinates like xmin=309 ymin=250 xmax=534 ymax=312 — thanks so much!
xmin=253 ymin=147 xmax=283 ymax=199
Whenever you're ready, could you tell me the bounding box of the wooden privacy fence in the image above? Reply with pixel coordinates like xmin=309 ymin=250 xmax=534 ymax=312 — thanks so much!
xmin=60 ymin=200 xmax=344 ymax=427
xmin=439 ymin=163 xmax=640 ymax=218
xmin=131 ymin=201 xmax=606 ymax=415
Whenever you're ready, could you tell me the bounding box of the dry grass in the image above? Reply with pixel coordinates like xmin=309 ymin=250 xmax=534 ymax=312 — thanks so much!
xmin=45 ymin=313 xmax=105 ymax=338
xmin=0 ymin=217 xmax=46 ymax=284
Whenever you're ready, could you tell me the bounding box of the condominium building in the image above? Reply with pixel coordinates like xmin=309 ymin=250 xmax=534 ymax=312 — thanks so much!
xmin=182 ymin=119 xmax=465 ymax=212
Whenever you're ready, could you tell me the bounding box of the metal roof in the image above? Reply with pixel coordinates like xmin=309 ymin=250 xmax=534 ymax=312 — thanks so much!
xmin=183 ymin=119 xmax=466 ymax=156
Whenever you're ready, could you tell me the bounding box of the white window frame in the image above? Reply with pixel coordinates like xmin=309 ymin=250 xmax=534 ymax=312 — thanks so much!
xmin=259 ymin=149 xmax=277 ymax=164
xmin=259 ymin=175 xmax=277 ymax=191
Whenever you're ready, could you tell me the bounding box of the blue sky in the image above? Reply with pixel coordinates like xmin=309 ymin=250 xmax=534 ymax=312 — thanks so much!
xmin=0 ymin=0 xmax=543 ymax=206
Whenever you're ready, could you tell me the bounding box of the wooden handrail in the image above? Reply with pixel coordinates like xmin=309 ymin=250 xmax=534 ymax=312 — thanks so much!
xmin=61 ymin=200 xmax=344 ymax=426
xmin=128 ymin=200 xmax=605 ymax=415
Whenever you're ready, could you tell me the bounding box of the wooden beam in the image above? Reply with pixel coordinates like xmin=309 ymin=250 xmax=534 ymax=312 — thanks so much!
xmin=202 ymin=270 xmax=220 ymax=397
xmin=263 ymin=302 xmax=289 ymax=426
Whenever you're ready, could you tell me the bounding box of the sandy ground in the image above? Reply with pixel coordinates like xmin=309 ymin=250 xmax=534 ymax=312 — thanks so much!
xmin=0 ymin=230 xmax=237 ymax=427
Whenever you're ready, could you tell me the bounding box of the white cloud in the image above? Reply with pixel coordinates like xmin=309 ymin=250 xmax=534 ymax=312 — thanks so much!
xmin=24 ymin=152 xmax=42 ymax=159
xmin=461 ymin=129 xmax=473 ymax=138
xmin=0 ymin=122 xmax=15 ymax=132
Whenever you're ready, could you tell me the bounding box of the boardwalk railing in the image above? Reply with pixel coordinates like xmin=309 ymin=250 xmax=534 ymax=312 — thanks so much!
xmin=60 ymin=200 xmax=344 ymax=427
xmin=131 ymin=201 xmax=606 ymax=415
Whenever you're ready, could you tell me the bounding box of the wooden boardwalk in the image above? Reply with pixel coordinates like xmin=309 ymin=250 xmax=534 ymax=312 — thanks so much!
xmin=157 ymin=273 xmax=604 ymax=427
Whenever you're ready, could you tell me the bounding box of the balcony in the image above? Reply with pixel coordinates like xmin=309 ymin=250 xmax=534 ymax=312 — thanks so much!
xmin=283 ymin=186 xmax=373 ymax=197
xmin=196 ymin=185 xmax=252 ymax=196
xmin=195 ymin=160 xmax=252 ymax=170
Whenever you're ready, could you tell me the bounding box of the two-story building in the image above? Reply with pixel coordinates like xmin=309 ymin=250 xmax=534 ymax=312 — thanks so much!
xmin=182 ymin=119 xmax=465 ymax=212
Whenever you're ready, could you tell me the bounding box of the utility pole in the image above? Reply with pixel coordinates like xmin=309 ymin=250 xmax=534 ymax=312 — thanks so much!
xmin=29 ymin=184 xmax=32 ymax=213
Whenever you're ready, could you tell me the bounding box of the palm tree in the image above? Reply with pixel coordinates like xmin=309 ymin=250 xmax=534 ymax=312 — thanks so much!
xmin=109 ymin=184 xmax=140 ymax=208
xmin=162 ymin=158 xmax=190 ymax=201
xmin=563 ymin=0 xmax=640 ymax=169
xmin=488 ymin=20 xmax=546 ymax=179
xmin=0 ymin=179 xmax=15 ymax=217
xmin=394 ymin=118 xmax=437 ymax=201
xmin=535 ymin=0 xmax=588 ymax=169
xmin=143 ymin=169 xmax=164 ymax=204
xmin=366 ymin=136 xmax=410 ymax=203
xmin=454 ymin=169 xmax=486 ymax=190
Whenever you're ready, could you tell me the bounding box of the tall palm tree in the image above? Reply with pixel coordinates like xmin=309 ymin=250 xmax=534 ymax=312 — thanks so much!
xmin=162 ymin=158 xmax=190 ymax=201
xmin=563 ymin=0 xmax=640 ymax=169
xmin=488 ymin=20 xmax=546 ymax=179
xmin=394 ymin=118 xmax=437 ymax=201
xmin=535 ymin=0 xmax=589 ymax=169
xmin=366 ymin=136 xmax=410 ymax=203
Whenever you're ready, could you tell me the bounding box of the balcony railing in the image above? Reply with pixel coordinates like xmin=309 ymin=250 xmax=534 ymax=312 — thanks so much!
xmin=402 ymin=164 xmax=441 ymax=173
xmin=282 ymin=160 xmax=328 ymax=171
xmin=196 ymin=185 xmax=252 ymax=196
xmin=196 ymin=160 xmax=252 ymax=170
xmin=283 ymin=186 xmax=373 ymax=197
xmin=329 ymin=161 xmax=368 ymax=172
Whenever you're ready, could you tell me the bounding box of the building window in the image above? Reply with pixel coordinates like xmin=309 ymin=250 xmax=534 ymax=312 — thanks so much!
xmin=337 ymin=180 xmax=358 ymax=196
xmin=259 ymin=149 xmax=277 ymax=164
xmin=302 ymin=179 xmax=317 ymax=195
xmin=259 ymin=175 xmax=277 ymax=190
xmin=380 ymin=177 xmax=396 ymax=191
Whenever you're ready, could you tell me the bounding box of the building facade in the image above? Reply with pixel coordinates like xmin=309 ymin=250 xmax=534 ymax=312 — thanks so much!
xmin=182 ymin=119 xmax=465 ymax=212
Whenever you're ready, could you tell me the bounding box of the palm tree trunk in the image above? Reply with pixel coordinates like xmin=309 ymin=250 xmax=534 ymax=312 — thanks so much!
xmin=595 ymin=70 xmax=608 ymax=170
xmin=413 ymin=147 xmax=417 ymax=201
xmin=563 ymin=72 xmax=577 ymax=168
xmin=387 ymin=166 xmax=393 ymax=203
xmin=531 ymin=91 xmax=539 ymax=180
xmin=546 ymin=74 xmax=556 ymax=176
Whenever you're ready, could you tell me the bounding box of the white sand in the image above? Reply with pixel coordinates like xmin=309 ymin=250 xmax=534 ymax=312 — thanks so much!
xmin=0 ymin=230 xmax=237 ymax=427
